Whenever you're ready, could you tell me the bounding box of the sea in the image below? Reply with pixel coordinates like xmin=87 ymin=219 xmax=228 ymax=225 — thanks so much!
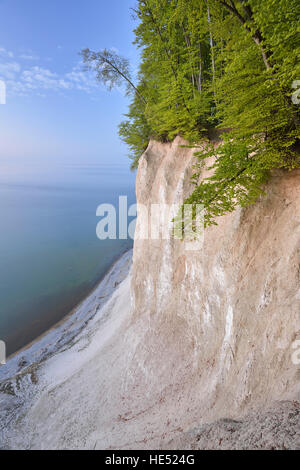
xmin=0 ymin=160 xmax=136 ymax=357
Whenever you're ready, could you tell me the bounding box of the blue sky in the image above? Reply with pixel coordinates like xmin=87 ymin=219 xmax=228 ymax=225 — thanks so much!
xmin=0 ymin=0 xmax=139 ymax=169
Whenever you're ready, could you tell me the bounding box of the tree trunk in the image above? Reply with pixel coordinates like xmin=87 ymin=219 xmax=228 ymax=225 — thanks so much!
xmin=207 ymin=4 xmax=217 ymax=104
xmin=217 ymin=0 xmax=272 ymax=69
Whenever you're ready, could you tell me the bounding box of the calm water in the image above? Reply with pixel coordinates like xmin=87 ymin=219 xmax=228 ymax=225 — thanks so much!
xmin=0 ymin=161 xmax=136 ymax=356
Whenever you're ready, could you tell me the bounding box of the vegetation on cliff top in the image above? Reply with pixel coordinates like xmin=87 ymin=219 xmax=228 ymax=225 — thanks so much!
xmin=82 ymin=0 xmax=300 ymax=226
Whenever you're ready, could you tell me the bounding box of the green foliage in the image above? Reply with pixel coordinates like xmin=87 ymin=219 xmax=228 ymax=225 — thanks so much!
xmin=119 ymin=96 xmax=152 ymax=169
xmin=131 ymin=0 xmax=214 ymax=142
xmin=185 ymin=0 xmax=300 ymax=225
xmin=83 ymin=0 xmax=300 ymax=224
xmin=186 ymin=136 xmax=270 ymax=226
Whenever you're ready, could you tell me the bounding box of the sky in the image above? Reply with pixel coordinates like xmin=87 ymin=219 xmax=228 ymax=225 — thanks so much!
xmin=0 ymin=0 xmax=139 ymax=170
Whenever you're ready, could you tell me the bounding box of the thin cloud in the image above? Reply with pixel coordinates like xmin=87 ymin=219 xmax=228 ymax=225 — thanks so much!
xmin=65 ymin=64 xmax=99 ymax=93
xmin=0 ymin=47 xmax=14 ymax=59
xmin=21 ymin=66 xmax=71 ymax=91
xmin=19 ymin=54 xmax=40 ymax=61
xmin=0 ymin=62 xmax=21 ymax=80
xmin=0 ymin=47 xmax=99 ymax=97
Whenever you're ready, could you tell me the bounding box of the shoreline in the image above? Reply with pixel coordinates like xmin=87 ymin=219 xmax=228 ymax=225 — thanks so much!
xmin=0 ymin=262 xmax=134 ymax=449
xmin=0 ymin=249 xmax=133 ymax=382
xmin=6 ymin=247 xmax=132 ymax=362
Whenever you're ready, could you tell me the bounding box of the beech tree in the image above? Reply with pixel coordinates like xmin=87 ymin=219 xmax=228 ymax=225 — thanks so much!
xmin=83 ymin=0 xmax=300 ymax=224
xmin=80 ymin=48 xmax=146 ymax=105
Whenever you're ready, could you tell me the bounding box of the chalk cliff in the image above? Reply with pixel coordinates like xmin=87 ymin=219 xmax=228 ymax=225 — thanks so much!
xmin=128 ymin=136 xmax=300 ymax=448
xmin=1 ymin=137 xmax=299 ymax=449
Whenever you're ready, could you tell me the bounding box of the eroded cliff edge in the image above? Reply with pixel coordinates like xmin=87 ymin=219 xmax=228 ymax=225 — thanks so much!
xmin=129 ymin=136 xmax=300 ymax=448
xmin=1 ymin=137 xmax=299 ymax=450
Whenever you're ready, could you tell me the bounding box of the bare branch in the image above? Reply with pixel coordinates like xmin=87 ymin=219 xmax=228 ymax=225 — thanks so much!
xmin=80 ymin=48 xmax=146 ymax=105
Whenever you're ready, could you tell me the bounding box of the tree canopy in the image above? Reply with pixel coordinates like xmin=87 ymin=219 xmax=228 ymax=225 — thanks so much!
xmin=83 ymin=0 xmax=300 ymax=226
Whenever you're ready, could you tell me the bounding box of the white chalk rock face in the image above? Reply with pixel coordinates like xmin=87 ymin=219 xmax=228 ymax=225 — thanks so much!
xmin=129 ymin=136 xmax=300 ymax=447
xmin=1 ymin=137 xmax=299 ymax=450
